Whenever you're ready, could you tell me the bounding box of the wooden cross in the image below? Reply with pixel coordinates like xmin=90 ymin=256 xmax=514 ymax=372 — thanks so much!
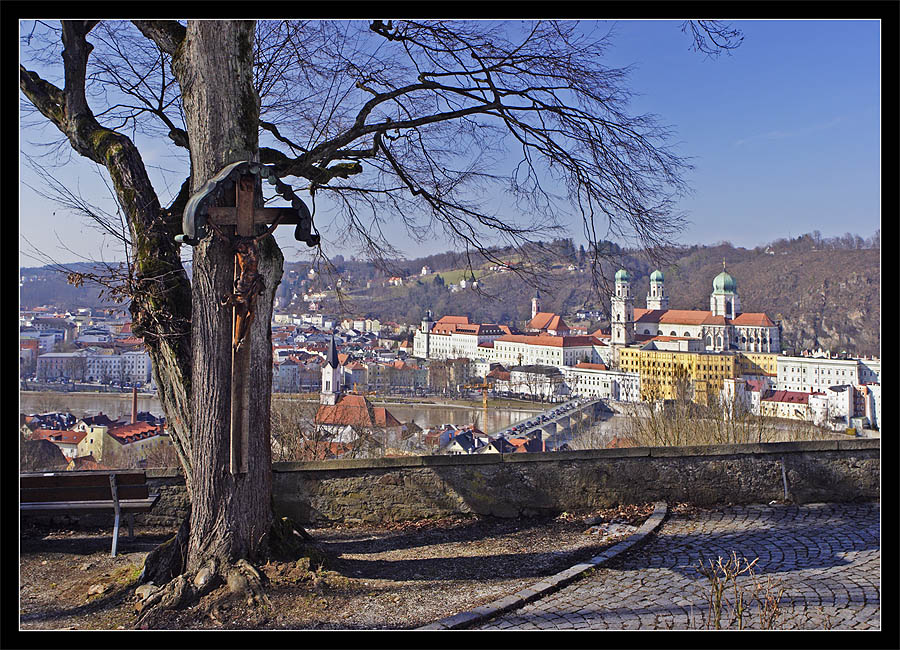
xmin=179 ymin=161 xmax=317 ymax=476
xmin=206 ymin=174 xmax=295 ymax=475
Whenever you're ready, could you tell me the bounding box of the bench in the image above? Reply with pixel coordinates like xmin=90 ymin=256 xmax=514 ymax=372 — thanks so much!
xmin=20 ymin=470 xmax=160 ymax=557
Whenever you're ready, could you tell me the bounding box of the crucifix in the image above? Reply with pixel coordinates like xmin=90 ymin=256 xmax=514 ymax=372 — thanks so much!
xmin=178 ymin=161 xmax=319 ymax=475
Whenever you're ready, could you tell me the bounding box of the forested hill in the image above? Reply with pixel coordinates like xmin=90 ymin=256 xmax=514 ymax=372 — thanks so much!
xmin=20 ymin=236 xmax=880 ymax=357
xmin=646 ymin=244 xmax=880 ymax=358
xmin=333 ymin=238 xmax=881 ymax=358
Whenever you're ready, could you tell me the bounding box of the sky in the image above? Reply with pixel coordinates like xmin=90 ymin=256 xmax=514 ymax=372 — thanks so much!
xmin=18 ymin=19 xmax=882 ymax=268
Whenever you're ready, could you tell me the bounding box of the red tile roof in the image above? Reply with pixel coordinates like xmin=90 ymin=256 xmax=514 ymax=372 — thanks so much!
xmin=762 ymin=390 xmax=810 ymax=405
xmin=315 ymin=394 xmax=402 ymax=428
xmin=731 ymin=312 xmax=776 ymax=327
xmin=31 ymin=429 xmax=86 ymax=445
xmin=574 ymin=362 xmax=609 ymax=371
xmin=486 ymin=368 xmax=511 ymax=381
xmin=527 ymin=312 xmax=570 ymax=332
xmin=495 ymin=334 xmax=600 ymax=348
xmin=107 ymin=421 xmax=163 ymax=443
xmin=634 ymin=308 xmax=668 ymax=324
xmin=658 ymin=309 xmax=721 ymax=326
xmin=633 ymin=308 xmax=775 ymax=328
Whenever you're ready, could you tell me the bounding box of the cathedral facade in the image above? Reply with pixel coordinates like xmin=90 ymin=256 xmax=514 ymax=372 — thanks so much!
xmin=611 ymin=265 xmax=781 ymax=354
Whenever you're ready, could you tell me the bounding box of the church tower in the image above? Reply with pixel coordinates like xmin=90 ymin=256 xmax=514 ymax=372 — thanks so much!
xmin=610 ymin=269 xmax=634 ymax=346
xmin=320 ymin=334 xmax=342 ymax=405
xmin=710 ymin=262 xmax=740 ymax=320
xmin=531 ymin=290 xmax=541 ymax=320
xmin=646 ymin=269 xmax=669 ymax=311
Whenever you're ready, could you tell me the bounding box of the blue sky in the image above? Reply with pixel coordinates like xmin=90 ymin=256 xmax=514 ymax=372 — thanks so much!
xmin=19 ymin=19 xmax=882 ymax=267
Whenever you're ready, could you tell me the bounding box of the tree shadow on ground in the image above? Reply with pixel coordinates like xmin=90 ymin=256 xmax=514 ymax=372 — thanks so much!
xmin=20 ymin=528 xmax=175 ymax=556
xmin=328 ymin=544 xmax=610 ymax=583
xmin=314 ymin=514 xmax=567 ymax=556
xmin=19 ymin=582 xmax=137 ymax=627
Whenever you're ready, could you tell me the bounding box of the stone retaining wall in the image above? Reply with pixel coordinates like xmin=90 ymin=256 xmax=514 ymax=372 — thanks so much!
xmin=140 ymin=439 xmax=879 ymax=527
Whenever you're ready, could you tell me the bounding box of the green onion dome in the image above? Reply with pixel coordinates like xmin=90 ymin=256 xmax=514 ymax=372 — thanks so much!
xmin=713 ymin=270 xmax=737 ymax=293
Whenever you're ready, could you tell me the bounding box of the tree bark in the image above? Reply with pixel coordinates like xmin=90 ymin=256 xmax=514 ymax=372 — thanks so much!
xmin=171 ymin=20 xmax=280 ymax=571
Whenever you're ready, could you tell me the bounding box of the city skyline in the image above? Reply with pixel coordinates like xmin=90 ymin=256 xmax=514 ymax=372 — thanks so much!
xmin=19 ymin=19 xmax=882 ymax=267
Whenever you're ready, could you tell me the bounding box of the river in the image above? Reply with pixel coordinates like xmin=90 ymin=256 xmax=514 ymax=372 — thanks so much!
xmin=19 ymin=390 xmax=633 ymax=448
xmin=20 ymin=390 xmax=546 ymax=434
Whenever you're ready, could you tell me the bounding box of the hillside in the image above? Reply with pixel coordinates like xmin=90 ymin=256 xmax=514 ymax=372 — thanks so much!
xmin=329 ymin=242 xmax=881 ymax=358
xmin=20 ymin=237 xmax=880 ymax=357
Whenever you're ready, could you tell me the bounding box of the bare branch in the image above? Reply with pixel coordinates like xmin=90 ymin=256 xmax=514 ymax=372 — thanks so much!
xmin=132 ymin=20 xmax=187 ymax=56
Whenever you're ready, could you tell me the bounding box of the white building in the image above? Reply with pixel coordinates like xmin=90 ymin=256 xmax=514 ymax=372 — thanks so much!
xmin=413 ymin=313 xmax=507 ymax=361
xmin=490 ymin=334 xmax=602 ymax=368
xmin=37 ymin=351 xmax=87 ymax=381
xmin=121 ymin=350 xmax=152 ymax=384
xmin=808 ymin=385 xmax=854 ymax=430
xmin=85 ymin=353 xmax=122 ymax=383
xmin=858 ymin=358 xmax=881 ymax=384
xmin=776 ymin=355 xmax=861 ymax=393
xmin=562 ymin=363 xmax=641 ymax=402
xmin=506 ymin=365 xmax=568 ymax=401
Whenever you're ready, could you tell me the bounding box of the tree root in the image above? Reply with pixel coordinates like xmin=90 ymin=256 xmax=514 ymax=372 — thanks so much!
xmin=135 ymin=557 xmax=272 ymax=629
xmin=134 ymin=517 xmax=317 ymax=629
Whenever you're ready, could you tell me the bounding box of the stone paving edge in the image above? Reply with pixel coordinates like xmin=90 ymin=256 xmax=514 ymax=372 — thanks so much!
xmin=415 ymin=501 xmax=668 ymax=630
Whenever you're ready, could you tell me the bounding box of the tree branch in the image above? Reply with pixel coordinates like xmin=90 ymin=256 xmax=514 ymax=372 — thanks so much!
xmin=132 ymin=20 xmax=187 ymax=56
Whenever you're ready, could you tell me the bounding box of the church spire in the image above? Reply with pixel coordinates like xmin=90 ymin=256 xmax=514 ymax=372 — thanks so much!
xmin=320 ymin=334 xmax=342 ymax=405
xmin=326 ymin=333 xmax=340 ymax=368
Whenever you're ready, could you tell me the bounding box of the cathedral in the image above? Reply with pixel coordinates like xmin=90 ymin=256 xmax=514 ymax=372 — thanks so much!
xmin=610 ymin=264 xmax=781 ymax=353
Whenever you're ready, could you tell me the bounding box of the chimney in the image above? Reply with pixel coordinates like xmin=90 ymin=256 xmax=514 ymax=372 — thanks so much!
xmin=131 ymin=386 xmax=138 ymax=424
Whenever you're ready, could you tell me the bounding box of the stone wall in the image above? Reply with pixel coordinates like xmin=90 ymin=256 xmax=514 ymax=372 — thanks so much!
xmin=142 ymin=439 xmax=878 ymax=527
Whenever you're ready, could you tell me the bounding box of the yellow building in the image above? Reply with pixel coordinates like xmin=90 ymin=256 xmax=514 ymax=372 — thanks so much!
xmin=618 ymin=346 xmax=740 ymax=404
xmin=75 ymin=421 xmax=171 ymax=466
xmin=735 ymin=351 xmax=778 ymax=378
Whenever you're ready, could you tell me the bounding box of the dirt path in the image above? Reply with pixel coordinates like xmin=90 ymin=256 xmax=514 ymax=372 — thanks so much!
xmin=20 ymin=504 xmax=656 ymax=630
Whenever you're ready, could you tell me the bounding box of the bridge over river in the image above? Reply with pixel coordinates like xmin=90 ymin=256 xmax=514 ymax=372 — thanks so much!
xmin=491 ymin=398 xmax=612 ymax=450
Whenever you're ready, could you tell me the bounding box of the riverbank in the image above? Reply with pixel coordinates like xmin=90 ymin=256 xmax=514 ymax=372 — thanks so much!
xmin=19 ymin=390 xmax=551 ymax=434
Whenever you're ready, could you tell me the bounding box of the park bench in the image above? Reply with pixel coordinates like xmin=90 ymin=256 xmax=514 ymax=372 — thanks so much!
xmin=20 ymin=470 xmax=160 ymax=557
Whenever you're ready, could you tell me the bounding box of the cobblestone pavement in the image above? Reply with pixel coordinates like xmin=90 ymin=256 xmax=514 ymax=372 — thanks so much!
xmin=476 ymin=502 xmax=880 ymax=630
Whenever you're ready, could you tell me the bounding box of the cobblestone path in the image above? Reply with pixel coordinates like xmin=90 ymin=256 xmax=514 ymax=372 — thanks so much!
xmin=477 ymin=502 xmax=880 ymax=630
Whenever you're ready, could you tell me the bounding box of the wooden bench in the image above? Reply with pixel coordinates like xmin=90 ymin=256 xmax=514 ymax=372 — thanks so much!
xmin=20 ymin=470 xmax=160 ymax=557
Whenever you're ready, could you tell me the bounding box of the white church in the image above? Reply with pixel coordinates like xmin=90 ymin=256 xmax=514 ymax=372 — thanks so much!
xmin=609 ymin=264 xmax=781 ymax=353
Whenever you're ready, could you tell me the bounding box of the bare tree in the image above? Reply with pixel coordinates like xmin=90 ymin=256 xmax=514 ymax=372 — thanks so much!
xmin=270 ymin=397 xmax=329 ymax=462
xmin=20 ymin=18 xmax=741 ymax=622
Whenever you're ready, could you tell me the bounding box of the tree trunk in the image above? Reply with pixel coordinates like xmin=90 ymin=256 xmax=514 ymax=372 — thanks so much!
xmin=172 ymin=20 xmax=280 ymax=571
